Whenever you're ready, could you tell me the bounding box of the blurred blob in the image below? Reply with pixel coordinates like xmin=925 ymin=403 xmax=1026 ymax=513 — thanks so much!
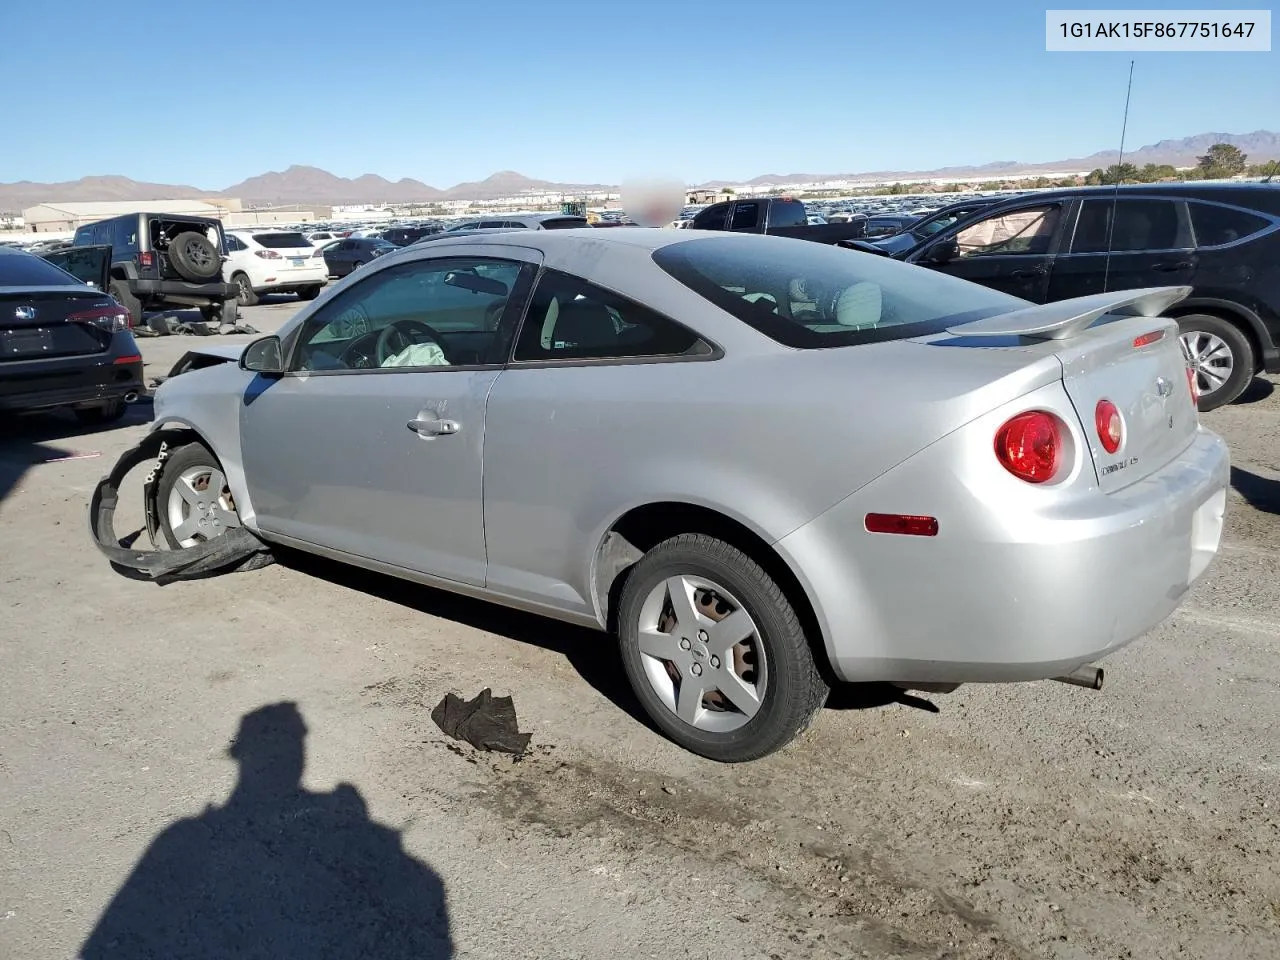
xmin=621 ymin=177 xmax=685 ymax=227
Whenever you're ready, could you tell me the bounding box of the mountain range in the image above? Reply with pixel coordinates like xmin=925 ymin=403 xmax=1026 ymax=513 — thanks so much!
xmin=2 ymin=131 xmax=1276 ymax=212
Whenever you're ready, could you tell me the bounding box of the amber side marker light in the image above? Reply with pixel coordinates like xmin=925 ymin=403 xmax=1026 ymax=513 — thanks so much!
xmin=864 ymin=513 xmax=939 ymax=537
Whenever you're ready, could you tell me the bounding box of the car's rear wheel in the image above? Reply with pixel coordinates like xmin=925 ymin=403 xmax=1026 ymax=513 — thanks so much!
xmin=297 ymin=285 xmax=322 ymax=301
xmin=109 ymin=280 xmax=142 ymax=327
xmin=74 ymin=400 xmax=127 ymax=425
xmin=351 ymin=261 xmax=364 ymax=273
xmin=1178 ymin=314 xmax=1254 ymax=412
xmin=232 ymin=273 xmax=259 ymax=307
xmin=157 ymin=443 xmax=242 ymax=548
xmin=616 ymin=533 xmax=829 ymax=762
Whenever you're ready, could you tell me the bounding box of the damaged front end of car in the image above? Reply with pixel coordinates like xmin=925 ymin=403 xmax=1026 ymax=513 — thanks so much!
xmin=87 ymin=431 xmax=274 ymax=584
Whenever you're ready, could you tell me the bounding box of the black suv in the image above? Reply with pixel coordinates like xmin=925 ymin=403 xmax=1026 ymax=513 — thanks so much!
xmin=888 ymin=183 xmax=1280 ymax=410
xmin=72 ymin=213 xmax=238 ymax=327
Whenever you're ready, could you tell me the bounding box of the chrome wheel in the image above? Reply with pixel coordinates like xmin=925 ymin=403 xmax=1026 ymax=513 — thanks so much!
xmin=635 ymin=575 xmax=768 ymax=733
xmin=235 ymin=275 xmax=254 ymax=306
xmin=166 ymin=465 xmax=240 ymax=547
xmin=1181 ymin=330 xmax=1233 ymax=398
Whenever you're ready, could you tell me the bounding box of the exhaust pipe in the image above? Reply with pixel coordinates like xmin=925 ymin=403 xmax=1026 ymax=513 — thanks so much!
xmin=1052 ymin=665 xmax=1104 ymax=690
xmin=123 ymin=391 xmax=139 ymax=403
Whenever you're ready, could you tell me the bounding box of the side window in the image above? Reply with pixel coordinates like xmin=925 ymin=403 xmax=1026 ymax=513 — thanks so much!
xmin=112 ymin=218 xmax=137 ymax=254
xmin=692 ymin=203 xmax=730 ymax=230
xmin=74 ymin=226 xmax=93 ymax=246
xmin=226 ymin=235 xmax=248 ymax=252
xmin=730 ymin=202 xmax=761 ymax=231
xmin=338 ymin=240 xmax=355 ymax=251
xmin=954 ymin=204 xmax=1062 ymax=257
xmin=293 ymin=257 xmax=530 ymax=372
xmin=91 ymin=223 xmax=111 ymax=246
xmin=1070 ymin=199 xmax=1189 ymax=253
xmin=767 ymin=200 xmax=807 ymax=229
xmin=477 ymin=220 xmax=508 ymax=229
xmin=512 ymin=269 xmax=704 ymax=363
xmin=1188 ymin=201 xmax=1271 ymax=247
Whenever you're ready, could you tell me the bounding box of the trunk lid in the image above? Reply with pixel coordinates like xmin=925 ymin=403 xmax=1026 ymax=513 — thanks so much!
xmin=944 ymin=286 xmax=1199 ymax=493
xmin=0 ymin=289 xmax=117 ymax=360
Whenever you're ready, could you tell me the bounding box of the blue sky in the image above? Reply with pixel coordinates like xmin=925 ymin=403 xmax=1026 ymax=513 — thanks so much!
xmin=5 ymin=0 xmax=1276 ymax=187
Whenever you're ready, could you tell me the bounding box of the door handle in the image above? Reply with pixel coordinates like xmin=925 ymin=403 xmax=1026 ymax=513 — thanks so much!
xmin=408 ymin=417 xmax=461 ymax=436
xmin=1010 ymin=266 xmax=1046 ymax=278
xmin=1152 ymin=260 xmax=1194 ymax=271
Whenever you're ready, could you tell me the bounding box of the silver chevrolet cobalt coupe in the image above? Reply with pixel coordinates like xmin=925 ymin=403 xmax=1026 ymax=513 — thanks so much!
xmin=124 ymin=229 xmax=1229 ymax=761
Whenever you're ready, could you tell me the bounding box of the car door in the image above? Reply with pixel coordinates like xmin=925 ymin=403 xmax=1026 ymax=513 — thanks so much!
xmin=238 ymin=247 xmax=539 ymax=585
xmin=1045 ymin=197 xmax=1195 ymax=301
xmin=909 ymin=200 xmax=1067 ymax=302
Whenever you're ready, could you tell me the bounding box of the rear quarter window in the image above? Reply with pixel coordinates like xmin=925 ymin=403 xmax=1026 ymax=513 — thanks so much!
xmin=1188 ymin=202 xmax=1272 ymax=247
xmin=252 ymin=232 xmax=312 ymax=248
xmin=652 ymin=234 xmax=1025 ymax=349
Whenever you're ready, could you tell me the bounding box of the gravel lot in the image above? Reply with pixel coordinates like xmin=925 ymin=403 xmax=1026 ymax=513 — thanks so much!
xmin=2 ymin=296 xmax=1278 ymax=959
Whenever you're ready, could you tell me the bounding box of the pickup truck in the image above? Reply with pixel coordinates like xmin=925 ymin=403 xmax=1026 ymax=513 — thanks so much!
xmin=689 ymin=197 xmax=868 ymax=244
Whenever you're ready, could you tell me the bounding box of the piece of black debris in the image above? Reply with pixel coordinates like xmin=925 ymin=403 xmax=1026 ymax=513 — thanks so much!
xmin=431 ymin=688 xmax=532 ymax=756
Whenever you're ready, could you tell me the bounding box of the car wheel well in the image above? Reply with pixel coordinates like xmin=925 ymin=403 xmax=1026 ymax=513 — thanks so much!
xmin=1167 ymin=305 xmax=1263 ymax=374
xmin=596 ymin=502 xmax=827 ymax=670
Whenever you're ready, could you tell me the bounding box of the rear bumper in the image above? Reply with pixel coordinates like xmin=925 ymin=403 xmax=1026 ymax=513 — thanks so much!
xmin=778 ymin=426 xmax=1230 ymax=684
xmin=0 ymin=355 xmax=144 ymax=413
xmin=255 ymin=268 xmax=327 ymax=291
xmin=130 ymin=278 xmax=237 ymax=304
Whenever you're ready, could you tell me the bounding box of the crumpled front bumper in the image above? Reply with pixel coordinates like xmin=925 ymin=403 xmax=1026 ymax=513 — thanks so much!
xmin=87 ymin=431 xmax=274 ymax=583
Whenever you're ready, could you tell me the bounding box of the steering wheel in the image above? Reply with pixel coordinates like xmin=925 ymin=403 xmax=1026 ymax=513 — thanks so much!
xmin=484 ymin=298 xmax=508 ymax=330
xmin=375 ymin=318 xmax=449 ymax=366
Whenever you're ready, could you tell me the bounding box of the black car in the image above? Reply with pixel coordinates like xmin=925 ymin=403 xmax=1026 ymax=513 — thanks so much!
xmin=893 ymin=183 xmax=1280 ymax=410
xmin=851 ymin=196 xmax=1011 ymax=256
xmin=378 ymin=225 xmax=444 ymax=246
xmin=0 ymin=244 xmax=144 ymax=423
xmin=321 ymin=237 xmax=397 ymax=278
xmin=71 ymin=212 xmax=238 ymax=327
xmin=862 ymin=213 xmax=921 ymax=238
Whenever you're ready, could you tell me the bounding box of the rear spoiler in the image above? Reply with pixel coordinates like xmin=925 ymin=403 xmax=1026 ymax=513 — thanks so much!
xmin=946 ymin=286 xmax=1191 ymax=341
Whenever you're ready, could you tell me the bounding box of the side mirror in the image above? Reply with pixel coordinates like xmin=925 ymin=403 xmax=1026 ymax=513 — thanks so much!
xmin=240 ymin=335 xmax=285 ymax=375
xmin=928 ymin=238 xmax=960 ymax=264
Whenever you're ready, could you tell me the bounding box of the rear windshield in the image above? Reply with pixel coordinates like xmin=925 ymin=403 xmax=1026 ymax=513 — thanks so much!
xmin=0 ymin=250 xmax=81 ymax=286
xmin=651 ymin=235 xmax=1026 ymax=348
xmin=252 ymin=232 xmax=313 ymax=248
xmin=539 ymin=217 xmax=588 ymax=229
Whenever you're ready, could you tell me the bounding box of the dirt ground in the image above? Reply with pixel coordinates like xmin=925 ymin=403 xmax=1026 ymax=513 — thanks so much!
xmin=2 ymin=297 xmax=1278 ymax=959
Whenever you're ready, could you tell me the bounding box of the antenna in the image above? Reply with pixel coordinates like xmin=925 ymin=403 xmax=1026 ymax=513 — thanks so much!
xmin=1102 ymin=59 xmax=1136 ymax=293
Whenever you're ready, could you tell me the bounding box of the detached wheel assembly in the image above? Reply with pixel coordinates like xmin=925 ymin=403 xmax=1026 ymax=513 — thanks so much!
xmin=616 ymin=533 xmax=829 ymax=762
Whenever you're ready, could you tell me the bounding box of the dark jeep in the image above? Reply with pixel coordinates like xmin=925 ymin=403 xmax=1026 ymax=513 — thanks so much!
xmin=72 ymin=213 xmax=239 ymax=327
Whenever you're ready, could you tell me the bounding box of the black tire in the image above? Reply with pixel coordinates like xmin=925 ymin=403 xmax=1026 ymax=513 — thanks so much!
xmin=1178 ymin=313 xmax=1254 ymax=412
xmin=232 ymin=273 xmax=259 ymax=307
xmin=616 ymin=533 xmax=829 ymax=762
xmin=167 ymin=231 xmax=221 ymax=281
xmin=297 ymin=284 xmax=322 ymax=301
xmin=109 ymin=280 xmax=143 ymax=327
xmin=350 ymin=261 xmax=364 ymax=273
xmin=74 ymin=400 xmax=127 ymax=425
xmin=155 ymin=442 xmax=236 ymax=549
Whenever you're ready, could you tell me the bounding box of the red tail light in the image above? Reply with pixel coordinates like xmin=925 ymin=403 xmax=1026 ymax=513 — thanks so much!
xmin=1185 ymin=365 xmax=1199 ymax=407
xmin=995 ymin=411 xmax=1063 ymax=483
xmin=254 ymin=249 xmax=281 ymax=259
xmin=113 ymin=353 xmax=142 ymax=364
xmin=68 ymin=305 xmax=131 ymax=332
xmin=138 ymin=251 xmax=154 ymax=268
xmin=1094 ymin=399 xmax=1122 ymax=454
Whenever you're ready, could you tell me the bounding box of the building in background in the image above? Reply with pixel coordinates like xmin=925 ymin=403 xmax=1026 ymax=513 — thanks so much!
xmin=21 ymin=198 xmax=317 ymax=232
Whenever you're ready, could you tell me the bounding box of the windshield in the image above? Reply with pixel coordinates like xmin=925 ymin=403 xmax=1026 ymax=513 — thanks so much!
xmin=651 ymin=234 xmax=1025 ymax=349
xmin=0 ymin=249 xmax=82 ymax=286
xmin=911 ymin=207 xmax=982 ymax=240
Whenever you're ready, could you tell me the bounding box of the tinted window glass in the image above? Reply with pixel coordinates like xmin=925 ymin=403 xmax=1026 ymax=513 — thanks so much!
xmin=652 ymin=234 xmax=1024 ymax=349
xmin=513 ymin=269 xmax=702 ymax=362
xmin=478 ymin=221 xmax=509 ymax=229
xmin=539 ymin=217 xmax=588 ymax=229
xmin=112 ymin=218 xmax=137 ymax=254
xmin=767 ymin=200 xmax=807 ymax=229
xmin=1189 ymin=202 xmax=1271 ymax=246
xmin=252 ymin=232 xmax=312 ymax=249
xmin=955 ymin=204 xmax=1061 ymax=257
xmin=0 ymin=249 xmax=82 ymax=286
xmin=74 ymin=226 xmax=93 ymax=246
xmin=91 ymin=224 xmax=110 ymax=246
xmin=692 ymin=204 xmax=729 ymax=230
xmin=730 ymin=203 xmax=760 ymax=230
xmin=226 ymin=234 xmax=248 ymax=251
xmin=295 ymin=257 xmax=528 ymax=371
xmin=1071 ymin=199 xmax=1186 ymax=253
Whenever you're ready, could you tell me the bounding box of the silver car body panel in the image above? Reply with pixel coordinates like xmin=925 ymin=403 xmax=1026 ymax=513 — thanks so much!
xmin=148 ymin=229 xmax=1230 ymax=684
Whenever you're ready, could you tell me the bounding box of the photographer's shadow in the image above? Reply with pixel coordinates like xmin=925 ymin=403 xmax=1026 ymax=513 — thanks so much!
xmin=80 ymin=702 xmax=453 ymax=959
